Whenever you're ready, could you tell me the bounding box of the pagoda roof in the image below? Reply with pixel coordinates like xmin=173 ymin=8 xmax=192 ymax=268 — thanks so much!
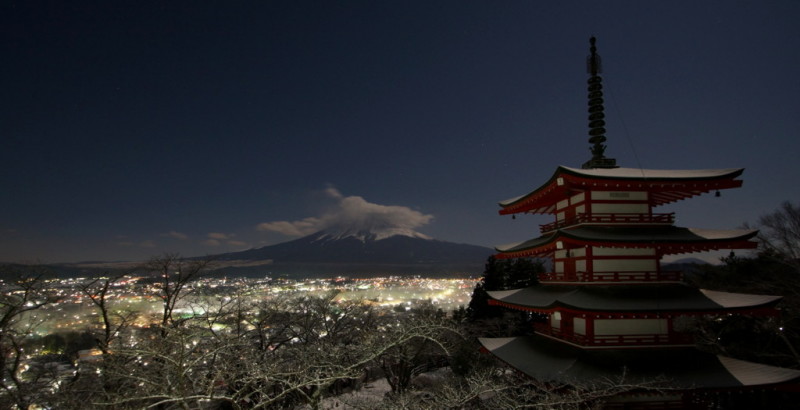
xmin=499 ymin=166 xmax=744 ymax=215
xmin=487 ymin=284 xmax=782 ymax=314
xmin=495 ymin=226 xmax=757 ymax=258
xmin=479 ymin=335 xmax=800 ymax=389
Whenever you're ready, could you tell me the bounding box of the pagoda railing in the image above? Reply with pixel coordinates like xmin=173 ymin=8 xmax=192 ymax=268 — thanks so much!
xmin=540 ymin=212 xmax=675 ymax=233
xmin=535 ymin=323 xmax=694 ymax=346
xmin=590 ymin=333 xmax=694 ymax=346
xmin=539 ymin=270 xmax=683 ymax=283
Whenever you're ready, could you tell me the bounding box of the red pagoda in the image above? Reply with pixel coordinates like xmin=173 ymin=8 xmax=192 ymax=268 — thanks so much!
xmin=479 ymin=38 xmax=800 ymax=408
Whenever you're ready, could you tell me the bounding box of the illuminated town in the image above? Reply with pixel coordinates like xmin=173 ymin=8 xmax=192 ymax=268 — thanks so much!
xmin=15 ymin=275 xmax=478 ymax=337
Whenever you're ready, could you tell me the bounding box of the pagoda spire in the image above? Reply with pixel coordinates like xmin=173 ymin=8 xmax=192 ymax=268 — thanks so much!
xmin=582 ymin=36 xmax=617 ymax=169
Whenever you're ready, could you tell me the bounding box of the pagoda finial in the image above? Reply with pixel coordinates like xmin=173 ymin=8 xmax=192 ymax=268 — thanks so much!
xmin=582 ymin=36 xmax=617 ymax=169
xmin=588 ymin=36 xmax=601 ymax=76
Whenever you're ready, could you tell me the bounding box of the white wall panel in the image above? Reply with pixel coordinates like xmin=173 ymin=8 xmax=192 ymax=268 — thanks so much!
xmin=593 ymin=247 xmax=655 ymax=256
xmin=591 ymin=203 xmax=649 ymax=214
xmin=571 ymin=247 xmax=587 ymax=257
xmin=593 ymin=259 xmax=657 ymax=272
xmin=574 ymin=318 xmax=586 ymax=335
xmin=594 ymin=319 xmax=667 ymax=335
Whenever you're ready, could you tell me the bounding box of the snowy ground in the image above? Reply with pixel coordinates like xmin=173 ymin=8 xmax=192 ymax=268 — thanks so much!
xmin=297 ymin=378 xmax=391 ymax=409
xmin=296 ymin=368 xmax=457 ymax=409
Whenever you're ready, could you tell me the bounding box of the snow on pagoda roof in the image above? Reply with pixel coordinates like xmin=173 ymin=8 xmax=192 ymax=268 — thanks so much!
xmin=495 ymin=226 xmax=758 ymax=257
xmin=559 ymin=166 xmax=744 ymax=180
xmin=499 ymin=166 xmax=745 ymax=214
xmin=700 ymin=289 xmax=785 ymax=309
xmin=479 ymin=335 xmax=800 ymax=388
xmin=486 ymin=284 xmax=782 ymax=313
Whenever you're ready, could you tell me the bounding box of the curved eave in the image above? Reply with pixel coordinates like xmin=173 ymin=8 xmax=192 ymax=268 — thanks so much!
xmin=498 ymin=168 xmax=566 ymax=215
xmin=495 ymin=233 xmax=558 ymax=257
xmin=479 ymin=336 xmax=800 ymax=388
xmin=495 ymin=227 xmax=758 ymax=259
xmin=559 ymin=166 xmax=744 ymax=181
xmin=486 ymin=285 xmax=782 ymax=314
xmin=498 ymin=166 xmax=745 ymax=215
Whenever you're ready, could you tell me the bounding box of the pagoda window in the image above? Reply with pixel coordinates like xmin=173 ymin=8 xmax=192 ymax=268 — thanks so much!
xmin=574 ymin=317 xmax=586 ymax=335
xmin=571 ymin=192 xmax=586 ymax=204
xmin=551 ymin=311 xmax=562 ymax=329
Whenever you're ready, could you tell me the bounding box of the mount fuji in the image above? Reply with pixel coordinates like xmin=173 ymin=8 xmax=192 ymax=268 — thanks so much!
xmin=210 ymin=225 xmax=493 ymax=277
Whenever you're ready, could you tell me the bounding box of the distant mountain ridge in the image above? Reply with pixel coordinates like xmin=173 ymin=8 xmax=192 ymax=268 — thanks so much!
xmin=212 ymin=227 xmax=493 ymax=277
xmin=19 ymin=225 xmax=494 ymax=278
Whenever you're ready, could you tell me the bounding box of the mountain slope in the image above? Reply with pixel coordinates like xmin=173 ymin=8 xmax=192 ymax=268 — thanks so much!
xmin=213 ymin=229 xmax=493 ymax=277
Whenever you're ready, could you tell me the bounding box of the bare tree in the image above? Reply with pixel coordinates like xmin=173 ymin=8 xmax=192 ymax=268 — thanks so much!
xmin=143 ymin=254 xmax=213 ymax=337
xmin=336 ymin=343 xmax=672 ymax=410
xmin=379 ymin=307 xmax=453 ymax=396
xmin=757 ymin=201 xmax=800 ymax=272
xmin=78 ymin=273 xmax=138 ymax=354
xmin=1 ymin=260 xmax=677 ymax=410
xmin=420 ymin=368 xmax=672 ymax=410
xmin=226 ymin=309 xmax=457 ymax=410
xmin=0 ymin=267 xmax=57 ymax=410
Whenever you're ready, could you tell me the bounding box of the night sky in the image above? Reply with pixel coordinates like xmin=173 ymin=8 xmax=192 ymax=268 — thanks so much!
xmin=3 ymin=2 xmax=799 ymax=264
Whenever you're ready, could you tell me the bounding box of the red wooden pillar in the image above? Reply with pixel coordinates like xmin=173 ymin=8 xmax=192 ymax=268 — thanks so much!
xmin=586 ymin=315 xmax=596 ymax=345
xmin=585 ymin=245 xmax=594 ymax=280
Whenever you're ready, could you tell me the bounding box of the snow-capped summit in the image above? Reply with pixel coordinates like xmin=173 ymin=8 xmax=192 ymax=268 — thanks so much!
xmin=313 ymin=223 xmax=432 ymax=242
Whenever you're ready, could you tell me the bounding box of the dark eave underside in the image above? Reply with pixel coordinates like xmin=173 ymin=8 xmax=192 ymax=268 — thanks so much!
xmin=495 ymin=226 xmax=758 ymax=258
xmin=479 ymin=335 xmax=800 ymax=388
xmin=486 ymin=284 xmax=782 ymax=313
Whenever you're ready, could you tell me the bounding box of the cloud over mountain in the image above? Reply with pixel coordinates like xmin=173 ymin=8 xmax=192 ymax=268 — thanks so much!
xmin=256 ymin=187 xmax=434 ymax=239
xmin=256 ymin=217 xmax=322 ymax=237
xmin=204 ymin=232 xmax=246 ymax=247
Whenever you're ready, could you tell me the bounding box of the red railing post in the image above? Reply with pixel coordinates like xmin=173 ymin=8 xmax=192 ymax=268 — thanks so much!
xmin=540 ymin=213 xmax=676 ymax=233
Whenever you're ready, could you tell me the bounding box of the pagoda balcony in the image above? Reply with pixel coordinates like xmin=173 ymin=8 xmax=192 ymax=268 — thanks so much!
xmin=540 ymin=212 xmax=675 ymax=233
xmin=534 ymin=323 xmax=694 ymax=347
xmin=539 ymin=270 xmax=683 ymax=283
